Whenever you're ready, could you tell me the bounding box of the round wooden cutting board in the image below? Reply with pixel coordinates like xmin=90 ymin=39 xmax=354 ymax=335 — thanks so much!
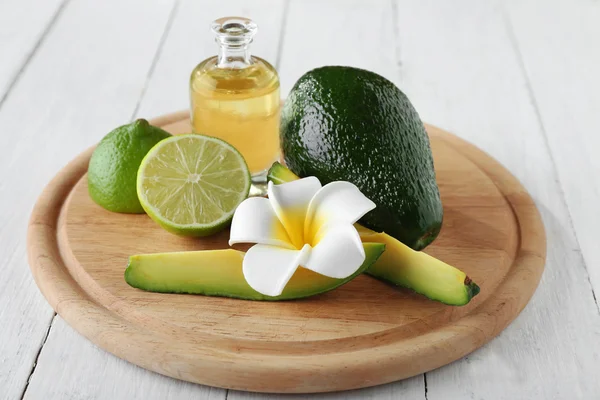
xmin=27 ymin=111 xmax=546 ymax=393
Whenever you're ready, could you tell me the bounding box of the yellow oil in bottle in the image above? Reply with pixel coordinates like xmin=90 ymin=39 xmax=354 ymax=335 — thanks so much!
xmin=190 ymin=17 xmax=280 ymax=183
xmin=190 ymin=58 xmax=280 ymax=176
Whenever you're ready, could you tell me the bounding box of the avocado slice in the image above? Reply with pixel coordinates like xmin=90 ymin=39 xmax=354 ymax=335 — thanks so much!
xmin=125 ymin=243 xmax=385 ymax=301
xmin=267 ymin=161 xmax=300 ymax=185
xmin=267 ymin=162 xmax=479 ymax=306
xmin=281 ymin=66 xmax=443 ymax=250
xmin=357 ymin=228 xmax=479 ymax=305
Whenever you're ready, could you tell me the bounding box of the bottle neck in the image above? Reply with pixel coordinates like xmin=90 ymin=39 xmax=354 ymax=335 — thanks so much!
xmin=211 ymin=17 xmax=257 ymax=68
xmin=217 ymin=43 xmax=252 ymax=68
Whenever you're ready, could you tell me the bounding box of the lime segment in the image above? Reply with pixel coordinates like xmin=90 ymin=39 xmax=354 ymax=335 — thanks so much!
xmin=137 ymin=134 xmax=251 ymax=236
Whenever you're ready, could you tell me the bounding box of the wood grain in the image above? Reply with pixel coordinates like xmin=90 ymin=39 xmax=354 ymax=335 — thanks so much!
xmin=27 ymin=111 xmax=545 ymax=393
xmin=229 ymin=375 xmax=425 ymax=400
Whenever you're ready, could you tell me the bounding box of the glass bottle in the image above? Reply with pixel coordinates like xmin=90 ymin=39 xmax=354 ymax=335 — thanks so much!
xmin=189 ymin=17 xmax=280 ymax=187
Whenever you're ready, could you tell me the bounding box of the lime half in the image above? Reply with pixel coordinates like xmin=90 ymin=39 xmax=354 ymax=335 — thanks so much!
xmin=137 ymin=134 xmax=251 ymax=236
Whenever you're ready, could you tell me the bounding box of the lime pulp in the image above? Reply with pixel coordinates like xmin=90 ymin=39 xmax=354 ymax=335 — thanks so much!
xmin=137 ymin=134 xmax=251 ymax=236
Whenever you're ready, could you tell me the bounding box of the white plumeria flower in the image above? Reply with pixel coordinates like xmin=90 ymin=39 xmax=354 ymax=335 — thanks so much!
xmin=229 ymin=177 xmax=376 ymax=296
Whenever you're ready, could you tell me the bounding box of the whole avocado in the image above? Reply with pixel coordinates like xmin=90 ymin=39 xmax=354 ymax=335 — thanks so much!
xmin=280 ymin=66 xmax=443 ymax=250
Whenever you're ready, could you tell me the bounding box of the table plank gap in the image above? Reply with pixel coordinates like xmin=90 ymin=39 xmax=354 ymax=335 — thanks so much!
xmin=274 ymin=0 xmax=291 ymax=70
xmin=129 ymin=0 xmax=182 ymax=121
xmin=0 ymin=0 xmax=66 ymax=107
xmin=390 ymin=0 xmax=600 ymax=397
xmin=24 ymin=318 xmax=226 ymax=400
xmin=501 ymin=3 xmax=598 ymax=315
xmin=20 ymin=314 xmax=56 ymax=400
xmin=23 ymin=1 xmax=285 ymax=398
xmin=0 ymin=1 xmax=73 ymax=397
xmin=228 ymin=0 xmax=425 ymax=397
xmin=228 ymin=375 xmax=425 ymax=400
xmin=135 ymin=0 xmax=286 ymax=119
xmin=505 ymin=0 xmax=600 ymax=312
xmin=0 ymin=0 xmax=185 ymax=397
xmin=7 ymin=0 xmax=598 ymax=398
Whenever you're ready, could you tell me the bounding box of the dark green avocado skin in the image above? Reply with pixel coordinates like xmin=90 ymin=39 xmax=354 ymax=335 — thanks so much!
xmin=281 ymin=66 xmax=443 ymax=250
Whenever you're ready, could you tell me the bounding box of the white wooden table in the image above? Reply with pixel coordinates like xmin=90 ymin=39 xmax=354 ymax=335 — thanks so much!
xmin=2 ymin=0 xmax=599 ymax=398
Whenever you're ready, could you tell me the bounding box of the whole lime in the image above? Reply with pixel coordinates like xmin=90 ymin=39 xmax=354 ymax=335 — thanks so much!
xmin=88 ymin=119 xmax=171 ymax=213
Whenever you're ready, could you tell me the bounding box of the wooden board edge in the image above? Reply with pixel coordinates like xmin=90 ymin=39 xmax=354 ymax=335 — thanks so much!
xmin=25 ymin=115 xmax=547 ymax=393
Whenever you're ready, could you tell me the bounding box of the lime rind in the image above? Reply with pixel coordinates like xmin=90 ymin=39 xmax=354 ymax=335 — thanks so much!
xmin=137 ymin=134 xmax=251 ymax=236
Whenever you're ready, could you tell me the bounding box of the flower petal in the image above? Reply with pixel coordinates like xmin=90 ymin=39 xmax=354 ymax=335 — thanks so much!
xmin=243 ymin=244 xmax=311 ymax=296
xmin=302 ymin=223 xmax=365 ymax=279
xmin=267 ymin=177 xmax=322 ymax=249
xmin=304 ymin=181 xmax=376 ymax=244
xmin=229 ymin=197 xmax=295 ymax=249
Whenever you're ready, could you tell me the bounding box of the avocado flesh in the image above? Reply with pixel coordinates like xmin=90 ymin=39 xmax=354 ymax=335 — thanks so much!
xmin=357 ymin=228 xmax=479 ymax=305
xmin=281 ymin=66 xmax=443 ymax=250
xmin=267 ymin=162 xmax=301 ymax=185
xmin=267 ymin=162 xmax=479 ymax=306
xmin=125 ymin=243 xmax=385 ymax=301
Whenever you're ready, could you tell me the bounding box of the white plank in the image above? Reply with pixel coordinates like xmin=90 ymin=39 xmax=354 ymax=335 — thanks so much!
xmin=505 ymin=0 xmax=600 ymax=302
xmin=391 ymin=0 xmax=600 ymax=398
xmin=229 ymin=0 xmax=425 ymax=399
xmin=24 ymin=317 xmax=225 ymax=400
xmin=277 ymin=0 xmax=399 ymax=97
xmin=0 ymin=0 xmax=65 ymax=102
xmin=22 ymin=1 xmax=286 ymax=399
xmin=0 ymin=0 xmax=176 ymax=398
xmin=136 ymin=0 xmax=286 ymax=118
